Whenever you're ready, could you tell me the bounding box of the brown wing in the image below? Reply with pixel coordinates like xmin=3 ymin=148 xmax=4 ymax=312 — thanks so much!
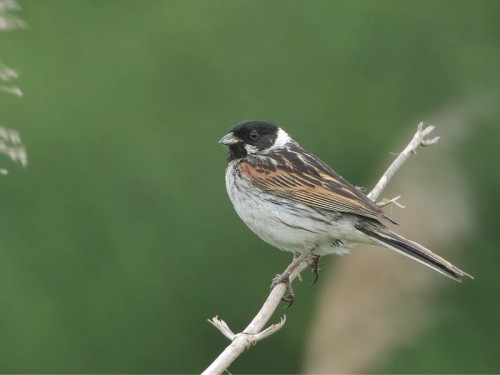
xmin=240 ymin=145 xmax=396 ymax=224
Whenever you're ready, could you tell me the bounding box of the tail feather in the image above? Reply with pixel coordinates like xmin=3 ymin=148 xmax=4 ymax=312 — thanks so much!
xmin=356 ymin=220 xmax=473 ymax=282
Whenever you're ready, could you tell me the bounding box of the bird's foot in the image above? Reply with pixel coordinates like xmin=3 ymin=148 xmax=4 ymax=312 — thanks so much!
xmin=271 ymin=272 xmax=295 ymax=307
xmin=270 ymin=249 xmax=316 ymax=307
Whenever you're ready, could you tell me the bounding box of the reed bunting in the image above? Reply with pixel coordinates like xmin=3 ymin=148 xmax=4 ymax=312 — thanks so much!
xmin=219 ymin=120 xmax=472 ymax=300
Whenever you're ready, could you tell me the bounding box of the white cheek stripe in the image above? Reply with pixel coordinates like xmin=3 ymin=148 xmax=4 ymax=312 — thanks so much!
xmin=243 ymin=128 xmax=292 ymax=154
xmin=269 ymin=128 xmax=291 ymax=150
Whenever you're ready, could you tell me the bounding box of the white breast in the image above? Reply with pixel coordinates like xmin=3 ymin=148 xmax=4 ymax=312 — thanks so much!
xmin=224 ymin=161 xmax=371 ymax=256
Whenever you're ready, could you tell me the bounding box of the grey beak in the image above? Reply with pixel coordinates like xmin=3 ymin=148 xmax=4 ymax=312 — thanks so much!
xmin=218 ymin=132 xmax=240 ymax=146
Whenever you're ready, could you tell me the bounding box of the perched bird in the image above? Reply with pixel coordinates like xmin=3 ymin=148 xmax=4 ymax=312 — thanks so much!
xmin=219 ymin=120 xmax=472 ymax=301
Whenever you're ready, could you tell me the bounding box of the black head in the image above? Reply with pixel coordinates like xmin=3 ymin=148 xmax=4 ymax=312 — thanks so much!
xmin=218 ymin=120 xmax=282 ymax=161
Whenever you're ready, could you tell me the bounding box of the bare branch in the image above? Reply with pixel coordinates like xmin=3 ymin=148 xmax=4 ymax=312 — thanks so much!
xmin=368 ymin=122 xmax=439 ymax=202
xmin=203 ymin=122 xmax=440 ymax=375
xmin=202 ymin=261 xmax=309 ymax=375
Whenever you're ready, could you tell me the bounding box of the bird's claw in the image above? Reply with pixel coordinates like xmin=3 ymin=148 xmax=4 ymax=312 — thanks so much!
xmin=309 ymin=256 xmax=322 ymax=285
xmin=271 ymin=273 xmax=295 ymax=307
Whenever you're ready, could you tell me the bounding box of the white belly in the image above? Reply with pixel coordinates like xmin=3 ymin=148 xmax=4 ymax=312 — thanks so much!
xmin=225 ymin=162 xmax=371 ymax=256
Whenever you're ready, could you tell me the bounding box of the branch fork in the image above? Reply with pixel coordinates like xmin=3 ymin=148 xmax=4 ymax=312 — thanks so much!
xmin=203 ymin=122 xmax=439 ymax=375
xmin=208 ymin=315 xmax=287 ymax=349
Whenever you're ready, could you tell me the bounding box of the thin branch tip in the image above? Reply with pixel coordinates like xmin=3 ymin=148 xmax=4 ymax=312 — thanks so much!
xmin=253 ymin=314 xmax=287 ymax=341
xmin=421 ymin=135 xmax=440 ymax=147
xmin=417 ymin=123 xmax=440 ymax=147
xmin=208 ymin=316 xmax=236 ymax=341
xmin=376 ymin=195 xmax=405 ymax=209
xmin=420 ymin=124 xmax=434 ymax=135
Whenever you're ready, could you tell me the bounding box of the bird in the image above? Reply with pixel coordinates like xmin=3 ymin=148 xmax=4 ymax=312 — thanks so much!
xmin=219 ymin=120 xmax=472 ymax=301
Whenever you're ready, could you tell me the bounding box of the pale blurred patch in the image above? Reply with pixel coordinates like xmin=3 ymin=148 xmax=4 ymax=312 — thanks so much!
xmin=0 ymin=125 xmax=27 ymax=170
xmin=0 ymin=0 xmax=26 ymax=171
xmin=303 ymin=97 xmax=490 ymax=374
xmin=0 ymin=56 xmax=23 ymax=98
xmin=0 ymin=0 xmax=25 ymax=31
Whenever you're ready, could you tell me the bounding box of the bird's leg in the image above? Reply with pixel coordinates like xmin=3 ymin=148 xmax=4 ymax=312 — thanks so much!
xmin=310 ymin=255 xmax=322 ymax=285
xmin=271 ymin=247 xmax=315 ymax=306
xmin=272 ymin=273 xmax=295 ymax=306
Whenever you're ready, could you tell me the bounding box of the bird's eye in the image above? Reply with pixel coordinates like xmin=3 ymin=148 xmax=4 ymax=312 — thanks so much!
xmin=249 ymin=130 xmax=259 ymax=140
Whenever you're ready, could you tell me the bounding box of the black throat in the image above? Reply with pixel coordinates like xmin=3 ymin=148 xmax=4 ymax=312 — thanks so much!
xmin=227 ymin=143 xmax=247 ymax=162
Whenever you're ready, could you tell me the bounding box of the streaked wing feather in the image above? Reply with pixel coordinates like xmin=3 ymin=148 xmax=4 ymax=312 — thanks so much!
xmin=240 ymin=145 xmax=395 ymax=223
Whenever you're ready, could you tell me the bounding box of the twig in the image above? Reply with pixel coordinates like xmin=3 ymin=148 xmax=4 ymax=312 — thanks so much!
xmin=203 ymin=122 xmax=439 ymax=375
xmin=202 ymin=262 xmax=307 ymax=375
xmin=376 ymin=195 xmax=405 ymax=209
xmin=368 ymin=122 xmax=439 ymax=202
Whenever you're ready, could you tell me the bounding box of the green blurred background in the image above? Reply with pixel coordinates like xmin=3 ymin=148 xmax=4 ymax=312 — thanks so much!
xmin=1 ymin=0 xmax=499 ymax=373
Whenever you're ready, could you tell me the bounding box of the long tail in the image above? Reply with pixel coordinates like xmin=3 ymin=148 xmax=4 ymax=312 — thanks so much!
xmin=356 ymin=220 xmax=473 ymax=282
